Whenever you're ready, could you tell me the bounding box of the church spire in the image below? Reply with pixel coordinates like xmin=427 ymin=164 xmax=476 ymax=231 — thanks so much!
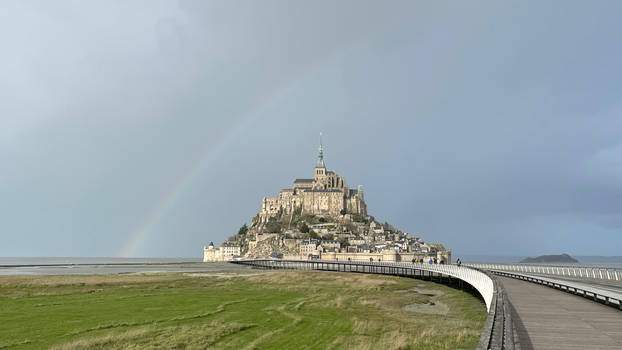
xmin=316 ymin=132 xmax=325 ymax=168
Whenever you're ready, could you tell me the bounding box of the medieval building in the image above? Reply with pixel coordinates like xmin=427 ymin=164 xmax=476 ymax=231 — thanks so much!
xmin=258 ymin=135 xmax=367 ymax=223
xmin=203 ymin=134 xmax=452 ymax=264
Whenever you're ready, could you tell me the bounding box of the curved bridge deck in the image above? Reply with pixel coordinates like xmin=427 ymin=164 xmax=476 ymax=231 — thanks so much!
xmin=500 ymin=276 xmax=622 ymax=350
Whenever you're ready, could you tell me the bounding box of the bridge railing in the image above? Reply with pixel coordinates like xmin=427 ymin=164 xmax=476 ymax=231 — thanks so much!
xmin=465 ymin=263 xmax=622 ymax=281
xmin=231 ymin=259 xmax=514 ymax=350
xmin=489 ymin=269 xmax=622 ymax=310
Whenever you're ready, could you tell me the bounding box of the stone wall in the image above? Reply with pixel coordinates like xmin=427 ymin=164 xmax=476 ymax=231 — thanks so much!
xmin=317 ymin=251 xmax=451 ymax=263
xmin=283 ymin=238 xmax=302 ymax=250
xmin=258 ymin=159 xmax=367 ymax=222
xmin=269 ymin=250 xmax=452 ymax=264
xmin=256 ymin=233 xmax=279 ymax=242
xmin=301 ymin=190 xmax=344 ymax=216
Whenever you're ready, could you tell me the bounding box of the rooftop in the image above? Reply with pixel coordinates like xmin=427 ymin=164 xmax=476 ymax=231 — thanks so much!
xmin=303 ymin=189 xmax=343 ymax=193
xmin=294 ymin=179 xmax=314 ymax=183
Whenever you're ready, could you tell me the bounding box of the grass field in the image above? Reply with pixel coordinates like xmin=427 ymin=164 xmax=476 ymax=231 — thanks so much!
xmin=0 ymin=270 xmax=486 ymax=349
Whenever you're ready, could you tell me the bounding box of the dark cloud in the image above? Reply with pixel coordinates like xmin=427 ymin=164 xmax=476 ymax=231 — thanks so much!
xmin=1 ymin=1 xmax=620 ymax=257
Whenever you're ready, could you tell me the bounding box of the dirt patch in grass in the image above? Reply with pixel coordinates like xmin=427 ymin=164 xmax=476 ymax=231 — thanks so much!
xmin=184 ymin=272 xmax=266 ymax=278
xmin=50 ymin=321 xmax=255 ymax=350
xmin=247 ymin=270 xmax=397 ymax=291
xmin=403 ymin=301 xmax=449 ymax=315
xmin=401 ymin=287 xmax=449 ymax=315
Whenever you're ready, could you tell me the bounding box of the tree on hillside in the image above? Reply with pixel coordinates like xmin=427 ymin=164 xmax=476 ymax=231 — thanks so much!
xmin=300 ymin=214 xmax=320 ymax=225
xmin=265 ymin=219 xmax=283 ymax=233
xmin=344 ymin=222 xmax=357 ymax=234
xmin=293 ymin=206 xmax=302 ymax=217
xmin=251 ymin=214 xmax=259 ymax=227
xmin=383 ymin=221 xmax=396 ymax=232
xmin=309 ymin=230 xmax=319 ymax=239
xmin=237 ymin=224 xmax=249 ymax=236
xmin=340 ymin=208 xmax=347 ymax=216
xmin=351 ymin=213 xmax=366 ymax=223
xmin=300 ymin=222 xmax=309 ymax=233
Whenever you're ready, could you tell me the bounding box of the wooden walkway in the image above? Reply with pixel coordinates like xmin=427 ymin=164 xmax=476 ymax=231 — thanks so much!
xmin=499 ymin=276 xmax=622 ymax=350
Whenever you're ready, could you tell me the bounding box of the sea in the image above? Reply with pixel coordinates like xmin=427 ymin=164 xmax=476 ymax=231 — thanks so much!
xmin=1 ymin=256 xmax=620 ymax=276
xmin=459 ymin=255 xmax=622 ymax=268
xmin=0 ymin=257 xmax=251 ymax=276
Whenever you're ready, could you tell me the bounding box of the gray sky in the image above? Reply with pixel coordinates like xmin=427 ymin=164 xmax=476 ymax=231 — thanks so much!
xmin=1 ymin=1 xmax=621 ymax=258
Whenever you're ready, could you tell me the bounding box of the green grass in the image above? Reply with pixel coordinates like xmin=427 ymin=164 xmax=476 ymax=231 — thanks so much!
xmin=0 ymin=271 xmax=486 ymax=349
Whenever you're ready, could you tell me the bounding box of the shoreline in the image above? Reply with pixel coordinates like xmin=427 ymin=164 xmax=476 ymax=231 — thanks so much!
xmin=0 ymin=262 xmax=249 ymax=276
xmin=0 ymin=261 xmax=205 ymax=268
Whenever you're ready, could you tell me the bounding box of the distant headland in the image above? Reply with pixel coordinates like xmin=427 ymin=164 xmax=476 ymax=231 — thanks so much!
xmin=520 ymin=253 xmax=579 ymax=264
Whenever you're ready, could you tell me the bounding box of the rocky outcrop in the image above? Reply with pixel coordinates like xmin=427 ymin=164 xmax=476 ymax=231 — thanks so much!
xmin=244 ymin=236 xmax=300 ymax=258
xmin=520 ymin=253 xmax=579 ymax=264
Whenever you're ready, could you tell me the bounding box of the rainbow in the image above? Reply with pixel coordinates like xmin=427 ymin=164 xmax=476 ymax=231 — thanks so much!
xmin=117 ymin=73 xmax=309 ymax=257
xmin=116 ymin=39 xmax=370 ymax=257
xmin=117 ymin=96 xmax=279 ymax=257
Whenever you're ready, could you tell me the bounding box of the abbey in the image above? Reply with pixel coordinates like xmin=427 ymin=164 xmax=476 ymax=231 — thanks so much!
xmin=204 ymin=134 xmax=452 ymax=264
xmin=258 ymin=135 xmax=367 ymax=224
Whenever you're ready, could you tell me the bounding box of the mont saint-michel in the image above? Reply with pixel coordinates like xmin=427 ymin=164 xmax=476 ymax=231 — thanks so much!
xmin=205 ymin=136 xmax=451 ymax=264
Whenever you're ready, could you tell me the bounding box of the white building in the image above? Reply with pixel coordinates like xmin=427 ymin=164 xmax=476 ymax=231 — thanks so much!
xmin=203 ymin=241 xmax=241 ymax=262
xmin=300 ymin=239 xmax=319 ymax=256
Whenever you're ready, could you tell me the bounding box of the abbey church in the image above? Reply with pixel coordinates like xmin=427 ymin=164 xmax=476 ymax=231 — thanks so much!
xmin=258 ymin=135 xmax=367 ymax=224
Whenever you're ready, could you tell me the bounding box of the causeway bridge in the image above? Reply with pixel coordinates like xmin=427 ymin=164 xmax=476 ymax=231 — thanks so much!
xmin=231 ymin=259 xmax=622 ymax=350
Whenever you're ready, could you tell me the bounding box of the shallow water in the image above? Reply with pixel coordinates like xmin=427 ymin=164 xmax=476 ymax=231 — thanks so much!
xmin=0 ymin=257 xmax=251 ymax=275
xmin=0 ymin=257 xmax=201 ymax=265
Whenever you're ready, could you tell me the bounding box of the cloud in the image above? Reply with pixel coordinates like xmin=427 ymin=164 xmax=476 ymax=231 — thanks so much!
xmin=0 ymin=1 xmax=621 ymax=257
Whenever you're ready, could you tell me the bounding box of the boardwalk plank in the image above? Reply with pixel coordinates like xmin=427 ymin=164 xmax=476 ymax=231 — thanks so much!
xmin=499 ymin=276 xmax=622 ymax=350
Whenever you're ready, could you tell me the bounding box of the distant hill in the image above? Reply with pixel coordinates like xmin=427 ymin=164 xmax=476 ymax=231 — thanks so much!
xmin=520 ymin=254 xmax=579 ymax=264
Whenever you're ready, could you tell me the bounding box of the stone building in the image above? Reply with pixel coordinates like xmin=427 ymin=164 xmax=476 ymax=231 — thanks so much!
xmin=258 ymin=135 xmax=367 ymax=223
xmin=300 ymin=239 xmax=319 ymax=256
xmin=203 ymin=241 xmax=241 ymax=262
xmin=318 ymin=240 xmax=341 ymax=251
